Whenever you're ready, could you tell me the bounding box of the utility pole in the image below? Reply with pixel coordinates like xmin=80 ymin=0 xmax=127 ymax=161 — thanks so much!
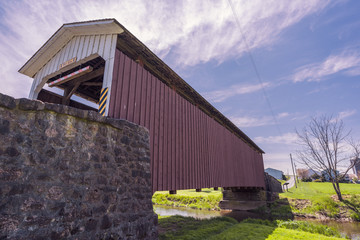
xmin=294 ymin=162 xmax=299 ymax=183
xmin=290 ymin=153 xmax=297 ymax=188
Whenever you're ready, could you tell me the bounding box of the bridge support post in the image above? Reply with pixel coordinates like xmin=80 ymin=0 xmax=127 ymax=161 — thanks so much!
xmin=219 ymin=188 xmax=267 ymax=210
xmin=219 ymin=173 xmax=282 ymax=211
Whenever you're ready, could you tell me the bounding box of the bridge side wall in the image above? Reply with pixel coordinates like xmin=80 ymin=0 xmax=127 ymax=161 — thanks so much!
xmin=0 ymin=93 xmax=157 ymax=239
xmin=109 ymin=49 xmax=265 ymax=192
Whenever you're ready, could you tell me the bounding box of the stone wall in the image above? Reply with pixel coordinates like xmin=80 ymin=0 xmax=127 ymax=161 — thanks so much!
xmin=0 ymin=93 xmax=157 ymax=239
xmin=264 ymin=172 xmax=283 ymax=193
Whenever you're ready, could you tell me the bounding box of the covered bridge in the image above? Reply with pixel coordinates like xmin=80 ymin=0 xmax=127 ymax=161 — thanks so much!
xmin=19 ymin=19 xmax=265 ymax=193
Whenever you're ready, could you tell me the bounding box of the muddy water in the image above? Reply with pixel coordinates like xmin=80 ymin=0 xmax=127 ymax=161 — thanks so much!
xmin=154 ymin=205 xmax=360 ymax=239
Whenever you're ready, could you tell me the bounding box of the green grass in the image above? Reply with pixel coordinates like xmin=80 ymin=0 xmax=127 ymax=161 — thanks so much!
xmin=280 ymin=182 xmax=360 ymax=201
xmin=153 ymin=188 xmax=223 ymax=210
xmin=158 ymin=215 xmax=237 ymax=240
xmin=158 ymin=216 xmax=346 ymax=240
xmin=280 ymin=182 xmax=360 ymax=220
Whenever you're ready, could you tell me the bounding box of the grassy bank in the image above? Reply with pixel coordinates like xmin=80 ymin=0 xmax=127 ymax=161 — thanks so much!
xmin=280 ymin=182 xmax=360 ymax=201
xmin=152 ymin=188 xmax=222 ymax=210
xmin=279 ymin=182 xmax=360 ymax=221
xmin=158 ymin=216 xmax=346 ymax=239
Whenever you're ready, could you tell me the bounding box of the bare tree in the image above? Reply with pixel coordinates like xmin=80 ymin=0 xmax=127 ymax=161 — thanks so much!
xmin=296 ymin=115 xmax=360 ymax=201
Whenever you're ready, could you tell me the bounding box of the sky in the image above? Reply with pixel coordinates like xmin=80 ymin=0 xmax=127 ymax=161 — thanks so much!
xmin=1 ymin=0 xmax=359 ymax=174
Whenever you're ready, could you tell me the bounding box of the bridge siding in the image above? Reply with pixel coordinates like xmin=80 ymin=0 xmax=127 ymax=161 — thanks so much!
xmin=109 ymin=49 xmax=265 ymax=192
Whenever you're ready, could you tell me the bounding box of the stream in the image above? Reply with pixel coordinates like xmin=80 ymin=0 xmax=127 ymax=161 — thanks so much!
xmin=154 ymin=205 xmax=360 ymax=240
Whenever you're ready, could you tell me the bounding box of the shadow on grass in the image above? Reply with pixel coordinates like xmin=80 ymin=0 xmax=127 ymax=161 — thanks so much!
xmin=158 ymin=199 xmax=294 ymax=239
xmin=158 ymin=215 xmax=277 ymax=240
xmin=221 ymin=198 xmax=294 ymax=222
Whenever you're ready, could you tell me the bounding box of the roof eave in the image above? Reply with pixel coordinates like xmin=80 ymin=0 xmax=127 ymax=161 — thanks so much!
xmin=18 ymin=19 xmax=124 ymax=77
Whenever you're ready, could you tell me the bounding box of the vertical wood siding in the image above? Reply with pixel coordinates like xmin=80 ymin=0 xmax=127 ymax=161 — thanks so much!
xmin=109 ymin=49 xmax=265 ymax=192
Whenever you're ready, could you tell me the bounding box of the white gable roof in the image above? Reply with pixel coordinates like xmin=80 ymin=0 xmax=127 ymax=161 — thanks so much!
xmin=19 ymin=19 xmax=124 ymax=78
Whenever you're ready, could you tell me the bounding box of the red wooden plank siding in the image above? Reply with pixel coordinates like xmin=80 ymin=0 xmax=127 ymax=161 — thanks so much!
xmin=119 ymin=56 xmax=131 ymax=119
xmin=127 ymin=61 xmax=137 ymax=122
xmin=139 ymin=69 xmax=147 ymax=126
xmin=171 ymin=89 xmax=176 ymax=191
xmin=149 ymin=75 xmax=157 ymax=191
xmin=109 ymin=49 xmax=265 ymax=192
xmin=180 ymin=98 xmax=185 ymax=190
xmin=163 ymin=85 xmax=169 ymax=191
xmin=133 ymin=64 xmax=143 ymax=125
xmin=109 ymin=49 xmax=120 ymax=115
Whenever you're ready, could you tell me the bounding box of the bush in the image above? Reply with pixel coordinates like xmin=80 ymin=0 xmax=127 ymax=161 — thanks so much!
xmin=313 ymin=179 xmax=323 ymax=182
xmin=302 ymin=177 xmax=312 ymax=182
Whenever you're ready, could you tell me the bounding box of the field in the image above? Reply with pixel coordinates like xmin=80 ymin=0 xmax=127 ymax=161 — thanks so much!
xmin=152 ymin=188 xmax=222 ymax=210
xmin=158 ymin=216 xmax=345 ymax=240
xmin=280 ymin=182 xmax=360 ymax=201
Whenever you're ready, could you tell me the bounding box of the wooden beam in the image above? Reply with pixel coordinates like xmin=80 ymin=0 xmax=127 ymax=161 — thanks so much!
xmin=49 ymin=66 xmax=93 ymax=87
xmin=81 ymin=82 xmax=103 ymax=86
xmin=62 ymin=82 xmax=80 ymax=105
xmin=67 ymin=67 xmax=104 ymax=86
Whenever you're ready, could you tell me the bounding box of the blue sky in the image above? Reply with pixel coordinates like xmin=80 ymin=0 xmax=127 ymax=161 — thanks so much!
xmin=0 ymin=0 xmax=359 ymax=174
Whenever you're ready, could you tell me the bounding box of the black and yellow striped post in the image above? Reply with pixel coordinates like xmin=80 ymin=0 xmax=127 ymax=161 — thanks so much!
xmin=99 ymin=87 xmax=108 ymax=116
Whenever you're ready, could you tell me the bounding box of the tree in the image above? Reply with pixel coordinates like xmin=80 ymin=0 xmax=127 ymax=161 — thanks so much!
xmin=296 ymin=168 xmax=309 ymax=179
xmin=296 ymin=115 xmax=360 ymax=201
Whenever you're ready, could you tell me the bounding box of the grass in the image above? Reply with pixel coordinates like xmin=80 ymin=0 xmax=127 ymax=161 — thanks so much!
xmin=152 ymin=188 xmax=223 ymax=210
xmin=153 ymin=183 xmax=360 ymax=220
xmin=280 ymin=182 xmax=360 ymax=201
xmin=280 ymin=181 xmax=360 ymax=220
xmin=158 ymin=216 xmax=346 ymax=240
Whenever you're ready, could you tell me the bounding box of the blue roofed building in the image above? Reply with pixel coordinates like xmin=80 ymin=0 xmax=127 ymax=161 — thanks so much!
xmin=265 ymin=168 xmax=284 ymax=180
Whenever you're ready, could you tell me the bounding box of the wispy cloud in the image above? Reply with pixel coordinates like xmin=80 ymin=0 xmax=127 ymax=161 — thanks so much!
xmin=292 ymin=50 xmax=360 ymax=83
xmin=230 ymin=112 xmax=290 ymax=128
xmin=0 ymin=0 xmax=333 ymax=98
xmin=203 ymin=82 xmax=270 ymax=103
xmin=338 ymin=109 xmax=357 ymax=120
xmin=255 ymin=132 xmax=298 ymax=145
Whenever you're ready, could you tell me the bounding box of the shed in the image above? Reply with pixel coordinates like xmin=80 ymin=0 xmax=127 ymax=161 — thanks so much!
xmin=19 ymin=19 xmax=265 ymax=192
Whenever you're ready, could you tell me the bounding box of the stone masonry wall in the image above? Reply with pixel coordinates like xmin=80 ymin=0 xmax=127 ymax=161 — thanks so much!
xmin=0 ymin=93 xmax=158 ymax=239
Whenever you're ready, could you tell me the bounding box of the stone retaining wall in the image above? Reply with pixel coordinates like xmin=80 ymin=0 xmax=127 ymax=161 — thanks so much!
xmin=0 ymin=93 xmax=157 ymax=239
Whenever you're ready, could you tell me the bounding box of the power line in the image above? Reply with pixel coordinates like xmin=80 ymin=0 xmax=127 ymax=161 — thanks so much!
xmin=227 ymin=0 xmax=282 ymax=136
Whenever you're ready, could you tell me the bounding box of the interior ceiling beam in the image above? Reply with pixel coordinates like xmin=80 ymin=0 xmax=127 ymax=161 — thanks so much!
xmin=81 ymin=82 xmax=103 ymax=86
xmin=67 ymin=66 xmax=105 ymax=86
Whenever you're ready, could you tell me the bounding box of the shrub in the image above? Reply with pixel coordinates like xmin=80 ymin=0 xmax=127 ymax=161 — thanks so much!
xmin=302 ymin=177 xmax=312 ymax=182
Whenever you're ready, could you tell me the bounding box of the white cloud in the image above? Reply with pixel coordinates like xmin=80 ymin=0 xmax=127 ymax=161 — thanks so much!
xmin=230 ymin=115 xmax=274 ymax=128
xmin=292 ymin=50 xmax=360 ymax=83
xmin=255 ymin=132 xmax=298 ymax=145
xmin=230 ymin=111 xmax=290 ymax=128
xmin=277 ymin=112 xmax=290 ymax=118
xmin=338 ymin=109 xmax=356 ymax=120
xmin=203 ymin=82 xmax=270 ymax=103
xmin=0 ymin=0 xmax=333 ymax=98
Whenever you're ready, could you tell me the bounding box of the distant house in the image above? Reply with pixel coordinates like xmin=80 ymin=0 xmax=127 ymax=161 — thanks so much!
xmin=321 ymin=170 xmax=340 ymax=182
xmin=351 ymin=158 xmax=360 ymax=179
xmin=265 ymin=168 xmax=284 ymax=180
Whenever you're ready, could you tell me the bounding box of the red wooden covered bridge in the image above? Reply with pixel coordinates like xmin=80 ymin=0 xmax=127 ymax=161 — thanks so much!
xmin=19 ymin=19 xmax=265 ymax=194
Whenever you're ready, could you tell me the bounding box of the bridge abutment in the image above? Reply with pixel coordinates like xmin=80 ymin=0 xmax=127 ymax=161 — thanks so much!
xmin=219 ymin=173 xmax=282 ymax=211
